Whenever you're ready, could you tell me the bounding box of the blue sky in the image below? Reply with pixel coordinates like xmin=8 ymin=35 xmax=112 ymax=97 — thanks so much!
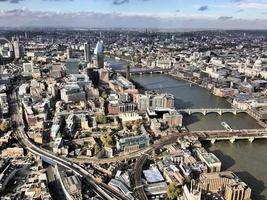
xmin=0 ymin=0 xmax=267 ymax=29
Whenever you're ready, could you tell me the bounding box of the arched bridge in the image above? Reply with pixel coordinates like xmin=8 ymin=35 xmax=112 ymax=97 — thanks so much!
xmin=178 ymin=108 xmax=247 ymax=116
xmin=115 ymin=67 xmax=171 ymax=75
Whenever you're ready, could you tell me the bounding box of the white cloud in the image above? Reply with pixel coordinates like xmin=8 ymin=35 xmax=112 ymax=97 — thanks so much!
xmin=0 ymin=9 xmax=266 ymax=30
xmin=216 ymin=2 xmax=267 ymax=9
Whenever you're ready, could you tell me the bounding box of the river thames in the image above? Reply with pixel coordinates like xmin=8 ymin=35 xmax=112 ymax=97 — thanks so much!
xmin=107 ymin=57 xmax=267 ymax=199
xmin=132 ymin=74 xmax=267 ymax=200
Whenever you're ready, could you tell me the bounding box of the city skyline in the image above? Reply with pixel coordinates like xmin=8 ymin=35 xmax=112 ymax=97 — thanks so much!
xmin=0 ymin=0 xmax=267 ymax=29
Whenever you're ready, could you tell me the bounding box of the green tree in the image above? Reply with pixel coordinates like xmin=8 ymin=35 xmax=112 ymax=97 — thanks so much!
xmin=132 ymin=124 xmax=138 ymax=133
xmin=185 ymin=176 xmax=191 ymax=184
xmin=96 ymin=115 xmax=106 ymax=124
xmin=94 ymin=144 xmax=101 ymax=155
xmin=0 ymin=121 xmax=10 ymax=133
xmin=166 ymin=183 xmax=182 ymax=200
xmin=101 ymin=91 xmax=108 ymax=99
xmin=100 ymin=134 xmax=113 ymax=147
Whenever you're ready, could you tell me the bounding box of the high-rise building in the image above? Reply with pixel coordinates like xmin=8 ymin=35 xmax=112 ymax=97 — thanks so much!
xmin=84 ymin=42 xmax=91 ymax=63
xmin=94 ymin=40 xmax=104 ymax=68
xmin=23 ymin=62 xmax=34 ymax=74
xmin=65 ymin=59 xmax=80 ymax=75
xmin=13 ymin=38 xmax=21 ymax=59
xmin=66 ymin=47 xmax=72 ymax=59
xmin=126 ymin=65 xmax=130 ymax=80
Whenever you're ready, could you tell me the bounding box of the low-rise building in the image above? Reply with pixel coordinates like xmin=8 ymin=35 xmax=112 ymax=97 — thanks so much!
xmin=195 ymin=148 xmax=221 ymax=173
xmin=183 ymin=185 xmax=201 ymax=200
xmin=60 ymin=83 xmax=85 ymax=103
xmin=116 ymin=134 xmax=149 ymax=154
xmin=1 ymin=147 xmax=24 ymax=158
xmin=163 ymin=110 xmax=183 ymax=127
xmin=198 ymin=171 xmax=251 ymax=200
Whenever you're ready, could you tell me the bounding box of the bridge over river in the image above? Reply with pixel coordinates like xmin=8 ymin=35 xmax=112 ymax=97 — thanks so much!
xmin=193 ymin=129 xmax=267 ymax=144
xmin=178 ymin=108 xmax=247 ymax=116
xmin=115 ymin=67 xmax=171 ymax=75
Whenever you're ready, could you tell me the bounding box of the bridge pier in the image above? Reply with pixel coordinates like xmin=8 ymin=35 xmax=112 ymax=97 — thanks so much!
xmin=210 ymin=139 xmax=216 ymax=144
xmin=229 ymin=138 xmax=235 ymax=143
xmin=248 ymin=138 xmax=254 ymax=143
xmin=219 ymin=110 xmax=222 ymax=116
xmin=203 ymin=111 xmax=207 ymax=116
xmin=150 ymin=72 xmax=153 ymax=74
xmin=233 ymin=110 xmax=237 ymax=115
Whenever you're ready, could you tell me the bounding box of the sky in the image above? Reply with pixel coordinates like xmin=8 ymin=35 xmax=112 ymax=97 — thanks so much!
xmin=0 ymin=0 xmax=267 ymax=29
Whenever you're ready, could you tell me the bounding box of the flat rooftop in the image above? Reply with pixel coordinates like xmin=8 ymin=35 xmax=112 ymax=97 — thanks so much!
xmin=202 ymin=153 xmax=221 ymax=164
xmin=143 ymin=169 xmax=165 ymax=184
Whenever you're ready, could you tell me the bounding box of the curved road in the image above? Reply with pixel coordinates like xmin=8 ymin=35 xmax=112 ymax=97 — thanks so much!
xmin=10 ymin=89 xmax=128 ymax=200
xmin=133 ymin=133 xmax=188 ymax=200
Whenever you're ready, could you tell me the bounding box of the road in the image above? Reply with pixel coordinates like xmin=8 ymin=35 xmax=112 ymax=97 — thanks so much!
xmin=9 ymin=84 xmax=189 ymax=200
xmin=9 ymin=88 xmax=129 ymax=200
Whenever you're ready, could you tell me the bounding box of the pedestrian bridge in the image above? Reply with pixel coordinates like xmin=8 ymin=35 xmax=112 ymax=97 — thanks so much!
xmin=178 ymin=108 xmax=246 ymax=116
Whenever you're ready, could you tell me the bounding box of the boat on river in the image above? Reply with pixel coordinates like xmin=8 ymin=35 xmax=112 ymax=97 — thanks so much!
xmin=221 ymin=121 xmax=232 ymax=131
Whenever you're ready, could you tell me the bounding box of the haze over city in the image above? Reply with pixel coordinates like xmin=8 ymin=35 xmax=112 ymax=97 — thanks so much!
xmin=1 ymin=0 xmax=267 ymax=29
xmin=1 ymin=0 xmax=267 ymax=200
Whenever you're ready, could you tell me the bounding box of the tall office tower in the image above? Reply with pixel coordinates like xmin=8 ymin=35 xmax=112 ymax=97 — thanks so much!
xmin=126 ymin=65 xmax=130 ymax=80
xmin=126 ymin=35 xmax=130 ymax=45
xmin=66 ymin=47 xmax=72 ymax=59
xmin=94 ymin=40 xmax=104 ymax=68
xmin=84 ymin=42 xmax=91 ymax=63
xmin=13 ymin=38 xmax=21 ymax=59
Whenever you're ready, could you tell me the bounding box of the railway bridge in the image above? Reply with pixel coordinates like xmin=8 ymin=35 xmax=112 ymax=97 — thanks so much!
xmin=178 ymin=108 xmax=246 ymax=116
xmin=193 ymin=129 xmax=267 ymax=144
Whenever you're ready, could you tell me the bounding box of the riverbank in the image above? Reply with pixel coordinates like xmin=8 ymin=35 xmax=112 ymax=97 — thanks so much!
xmin=169 ymin=73 xmax=267 ymax=129
xmin=132 ymin=74 xmax=263 ymax=130
xmin=170 ymin=73 xmax=207 ymax=89
xmin=131 ymin=74 xmax=267 ymax=199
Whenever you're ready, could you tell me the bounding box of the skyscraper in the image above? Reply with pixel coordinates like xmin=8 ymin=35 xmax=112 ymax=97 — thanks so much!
xmin=94 ymin=40 xmax=104 ymax=68
xmin=84 ymin=42 xmax=91 ymax=63
xmin=126 ymin=65 xmax=130 ymax=80
xmin=66 ymin=46 xmax=72 ymax=59
xmin=13 ymin=38 xmax=21 ymax=59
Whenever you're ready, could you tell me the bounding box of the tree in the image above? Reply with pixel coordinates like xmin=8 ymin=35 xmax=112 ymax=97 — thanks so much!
xmin=185 ymin=176 xmax=191 ymax=184
xmin=94 ymin=144 xmax=101 ymax=155
xmin=100 ymin=134 xmax=113 ymax=147
xmin=96 ymin=115 xmax=106 ymax=124
xmin=101 ymin=91 xmax=107 ymax=99
xmin=132 ymin=124 xmax=138 ymax=131
xmin=166 ymin=183 xmax=182 ymax=200
xmin=0 ymin=121 xmax=10 ymax=133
